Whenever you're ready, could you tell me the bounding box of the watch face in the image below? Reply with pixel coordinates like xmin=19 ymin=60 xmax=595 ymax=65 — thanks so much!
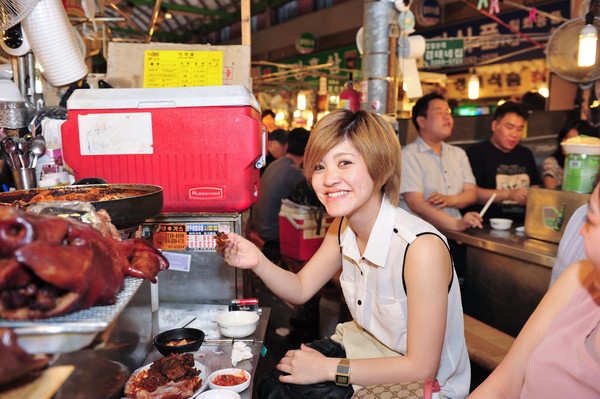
xmin=336 ymin=375 xmax=349 ymax=385
xmin=338 ymin=365 xmax=350 ymax=374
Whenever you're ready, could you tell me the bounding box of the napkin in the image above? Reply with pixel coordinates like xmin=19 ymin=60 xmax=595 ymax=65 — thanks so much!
xmin=231 ymin=341 xmax=253 ymax=366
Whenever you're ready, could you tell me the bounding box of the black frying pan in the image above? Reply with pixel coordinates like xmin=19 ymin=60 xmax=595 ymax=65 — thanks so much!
xmin=0 ymin=183 xmax=163 ymax=230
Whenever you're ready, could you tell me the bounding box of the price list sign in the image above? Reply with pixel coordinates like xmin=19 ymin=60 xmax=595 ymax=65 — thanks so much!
xmin=423 ymin=39 xmax=464 ymax=67
xmin=143 ymin=50 xmax=223 ymax=88
xmin=186 ymin=223 xmax=230 ymax=251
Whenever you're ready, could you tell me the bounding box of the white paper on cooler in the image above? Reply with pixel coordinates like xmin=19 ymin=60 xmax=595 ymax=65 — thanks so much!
xmin=231 ymin=341 xmax=253 ymax=366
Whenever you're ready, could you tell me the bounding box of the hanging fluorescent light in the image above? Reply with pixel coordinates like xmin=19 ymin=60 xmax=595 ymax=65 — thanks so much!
xmin=538 ymin=80 xmax=549 ymax=98
xmin=578 ymin=12 xmax=598 ymax=67
xmin=297 ymin=91 xmax=306 ymax=110
xmin=468 ymin=72 xmax=480 ymax=99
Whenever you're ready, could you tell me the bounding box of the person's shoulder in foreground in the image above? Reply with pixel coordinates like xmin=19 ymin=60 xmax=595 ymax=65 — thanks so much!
xmin=468 ymin=184 xmax=600 ymax=398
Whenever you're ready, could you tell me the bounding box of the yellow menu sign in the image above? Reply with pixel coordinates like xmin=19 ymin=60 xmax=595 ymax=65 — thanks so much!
xmin=143 ymin=50 xmax=223 ymax=88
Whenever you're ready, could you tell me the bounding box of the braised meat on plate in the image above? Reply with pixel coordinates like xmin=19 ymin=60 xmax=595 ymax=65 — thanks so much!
xmin=0 ymin=206 xmax=168 ymax=320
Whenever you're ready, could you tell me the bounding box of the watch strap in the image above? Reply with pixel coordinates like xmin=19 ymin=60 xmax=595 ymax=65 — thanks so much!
xmin=335 ymin=358 xmax=350 ymax=386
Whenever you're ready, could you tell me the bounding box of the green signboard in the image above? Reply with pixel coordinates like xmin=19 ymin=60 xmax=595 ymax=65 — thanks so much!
xmin=257 ymin=45 xmax=361 ymax=91
xmin=295 ymin=32 xmax=316 ymax=54
xmin=423 ymin=39 xmax=464 ymax=67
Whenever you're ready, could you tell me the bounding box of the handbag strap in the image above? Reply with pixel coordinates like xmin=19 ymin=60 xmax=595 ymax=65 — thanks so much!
xmin=423 ymin=379 xmax=441 ymax=399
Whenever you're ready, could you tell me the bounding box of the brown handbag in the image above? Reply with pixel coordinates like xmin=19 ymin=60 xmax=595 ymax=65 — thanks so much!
xmin=352 ymin=378 xmax=441 ymax=399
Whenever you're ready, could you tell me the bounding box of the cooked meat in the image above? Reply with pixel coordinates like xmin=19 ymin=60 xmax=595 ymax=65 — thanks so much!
xmin=127 ymin=353 xmax=202 ymax=398
xmin=215 ymin=231 xmax=229 ymax=254
xmin=0 ymin=207 xmax=168 ymax=319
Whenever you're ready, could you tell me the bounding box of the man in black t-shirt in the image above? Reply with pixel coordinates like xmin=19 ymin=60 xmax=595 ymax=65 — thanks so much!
xmin=466 ymin=102 xmax=541 ymax=223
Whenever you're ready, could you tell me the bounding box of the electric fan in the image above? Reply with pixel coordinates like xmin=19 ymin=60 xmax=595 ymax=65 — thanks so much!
xmin=546 ymin=16 xmax=600 ymax=85
xmin=0 ymin=0 xmax=39 ymax=31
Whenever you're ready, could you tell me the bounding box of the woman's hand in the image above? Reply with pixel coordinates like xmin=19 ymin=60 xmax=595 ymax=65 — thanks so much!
xmin=276 ymin=344 xmax=334 ymax=385
xmin=216 ymin=232 xmax=262 ymax=270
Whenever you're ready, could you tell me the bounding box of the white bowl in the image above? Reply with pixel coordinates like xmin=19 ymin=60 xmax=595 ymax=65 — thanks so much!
xmin=490 ymin=218 xmax=513 ymax=230
xmin=216 ymin=311 xmax=259 ymax=338
xmin=197 ymin=389 xmax=241 ymax=399
xmin=208 ymin=368 xmax=251 ymax=393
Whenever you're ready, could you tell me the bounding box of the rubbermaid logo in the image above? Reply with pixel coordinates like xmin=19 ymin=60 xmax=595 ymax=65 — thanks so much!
xmin=189 ymin=187 xmax=224 ymax=200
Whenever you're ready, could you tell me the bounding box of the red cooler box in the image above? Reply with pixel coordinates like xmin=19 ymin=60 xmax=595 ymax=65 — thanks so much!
xmin=279 ymin=199 xmax=334 ymax=261
xmin=61 ymin=86 xmax=264 ymax=212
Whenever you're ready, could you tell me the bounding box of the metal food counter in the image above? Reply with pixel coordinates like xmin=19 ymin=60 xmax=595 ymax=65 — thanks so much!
xmin=440 ymin=226 xmax=557 ymax=337
xmin=147 ymin=303 xmax=270 ymax=399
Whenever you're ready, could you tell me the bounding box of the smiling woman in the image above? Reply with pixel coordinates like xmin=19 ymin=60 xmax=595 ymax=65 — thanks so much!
xmin=215 ymin=109 xmax=470 ymax=399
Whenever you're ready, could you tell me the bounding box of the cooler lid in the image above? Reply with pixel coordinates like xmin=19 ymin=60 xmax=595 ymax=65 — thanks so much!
xmin=66 ymin=85 xmax=259 ymax=111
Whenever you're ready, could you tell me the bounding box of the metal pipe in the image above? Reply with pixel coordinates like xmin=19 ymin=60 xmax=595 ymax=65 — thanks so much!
xmin=27 ymin=52 xmax=37 ymax=108
xmin=387 ymin=30 xmax=398 ymax=116
xmin=362 ymin=0 xmax=394 ymax=114
xmin=17 ymin=55 xmax=27 ymax=101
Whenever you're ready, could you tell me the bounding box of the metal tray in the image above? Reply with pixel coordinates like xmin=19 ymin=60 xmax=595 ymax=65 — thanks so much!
xmin=0 ymin=277 xmax=143 ymax=354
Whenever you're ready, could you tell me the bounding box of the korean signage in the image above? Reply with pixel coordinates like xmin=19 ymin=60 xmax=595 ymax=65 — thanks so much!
xmin=296 ymin=32 xmax=316 ymax=54
xmin=414 ymin=0 xmax=441 ymax=27
xmin=255 ymin=45 xmax=361 ymax=91
xmin=423 ymin=39 xmax=464 ymax=67
xmin=419 ymin=0 xmax=570 ymax=68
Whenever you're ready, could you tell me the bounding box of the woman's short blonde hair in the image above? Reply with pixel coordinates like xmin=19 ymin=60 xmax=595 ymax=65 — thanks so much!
xmin=304 ymin=109 xmax=402 ymax=206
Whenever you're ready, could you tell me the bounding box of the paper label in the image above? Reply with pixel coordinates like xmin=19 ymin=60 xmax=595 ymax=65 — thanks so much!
xmin=162 ymin=252 xmax=192 ymax=272
xmin=143 ymin=50 xmax=223 ymax=88
xmin=78 ymin=112 xmax=153 ymax=155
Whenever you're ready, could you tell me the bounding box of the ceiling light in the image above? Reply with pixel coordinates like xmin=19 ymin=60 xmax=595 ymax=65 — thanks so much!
xmin=297 ymin=91 xmax=306 ymax=110
xmin=468 ymin=72 xmax=480 ymax=99
xmin=538 ymin=80 xmax=549 ymax=98
xmin=578 ymin=12 xmax=598 ymax=67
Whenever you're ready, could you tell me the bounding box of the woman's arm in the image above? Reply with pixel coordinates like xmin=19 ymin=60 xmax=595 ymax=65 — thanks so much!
xmin=468 ymin=260 xmax=594 ymax=398
xmin=278 ymin=234 xmax=453 ymax=386
xmin=220 ymin=219 xmax=343 ymax=305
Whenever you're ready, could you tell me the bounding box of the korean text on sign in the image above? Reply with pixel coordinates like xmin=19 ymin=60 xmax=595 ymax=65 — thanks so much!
xmin=423 ymin=39 xmax=465 ymax=67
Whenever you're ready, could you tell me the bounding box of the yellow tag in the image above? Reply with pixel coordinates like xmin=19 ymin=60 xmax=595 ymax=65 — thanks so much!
xmin=153 ymin=224 xmax=187 ymax=250
xmin=143 ymin=50 xmax=223 ymax=88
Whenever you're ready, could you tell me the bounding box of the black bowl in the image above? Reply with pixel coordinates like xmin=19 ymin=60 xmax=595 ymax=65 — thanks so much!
xmin=153 ymin=328 xmax=205 ymax=356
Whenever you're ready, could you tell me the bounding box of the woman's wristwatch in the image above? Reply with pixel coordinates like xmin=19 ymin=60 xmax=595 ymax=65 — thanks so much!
xmin=335 ymin=358 xmax=350 ymax=386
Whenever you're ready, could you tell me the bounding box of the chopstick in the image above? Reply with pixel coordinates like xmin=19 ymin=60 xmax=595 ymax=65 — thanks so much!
xmin=479 ymin=193 xmax=497 ymax=217
xmin=203 ymin=339 xmax=255 ymax=345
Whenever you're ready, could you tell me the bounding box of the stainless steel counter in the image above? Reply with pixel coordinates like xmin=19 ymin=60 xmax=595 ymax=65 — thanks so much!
xmin=144 ymin=303 xmax=270 ymax=399
xmin=439 ymin=226 xmax=556 ymax=337
xmin=440 ymin=226 xmax=558 ymax=268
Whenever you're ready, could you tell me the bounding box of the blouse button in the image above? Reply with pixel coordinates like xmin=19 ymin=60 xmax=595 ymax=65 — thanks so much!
xmin=358 ymin=300 xmax=362 ymax=305
xmin=360 ymin=270 xmax=363 ymax=276
xmin=393 ymin=228 xmax=398 ymax=233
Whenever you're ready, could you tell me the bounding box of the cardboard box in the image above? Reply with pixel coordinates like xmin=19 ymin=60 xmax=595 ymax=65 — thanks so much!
xmin=105 ymin=42 xmax=252 ymax=91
